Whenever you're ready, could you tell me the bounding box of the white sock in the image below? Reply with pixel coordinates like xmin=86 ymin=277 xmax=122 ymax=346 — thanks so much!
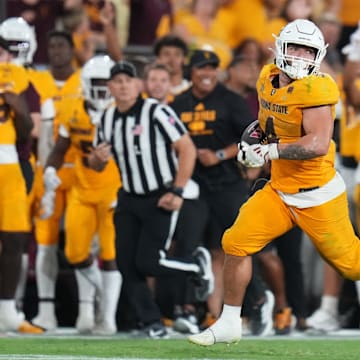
xmin=75 ymin=262 xmax=102 ymax=297
xmin=15 ymin=253 xmax=29 ymax=309
xmin=208 ymin=304 xmax=242 ymax=341
xmin=37 ymin=301 xmax=56 ymax=319
xmin=100 ymin=270 xmax=122 ymax=325
xmin=75 ymin=268 xmax=97 ymax=303
xmin=320 ymin=295 xmax=338 ymax=316
xmin=35 ymin=244 xmax=58 ymax=299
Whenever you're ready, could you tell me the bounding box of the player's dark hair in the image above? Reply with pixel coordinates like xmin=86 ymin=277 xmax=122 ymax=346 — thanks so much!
xmin=47 ymin=30 xmax=74 ymax=48
xmin=153 ymin=35 xmax=188 ymax=57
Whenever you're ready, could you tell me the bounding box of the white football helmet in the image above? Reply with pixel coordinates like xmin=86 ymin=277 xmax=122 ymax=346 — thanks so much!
xmin=274 ymin=19 xmax=327 ymax=79
xmin=0 ymin=17 xmax=37 ymax=65
xmin=81 ymin=54 xmax=115 ymax=112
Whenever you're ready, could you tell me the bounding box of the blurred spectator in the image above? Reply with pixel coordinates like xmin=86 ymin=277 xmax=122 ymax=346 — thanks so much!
xmin=128 ymin=0 xmax=172 ymax=46
xmin=60 ymin=0 xmax=122 ymax=66
xmin=170 ymin=0 xmax=233 ymax=69
xmin=224 ymin=56 xmax=260 ymax=119
xmin=143 ymin=62 xmax=173 ymax=104
xmin=316 ymin=12 xmax=343 ymax=77
xmin=5 ymin=0 xmax=63 ymax=65
xmin=233 ymin=38 xmax=267 ymax=68
xmin=153 ymin=35 xmax=190 ymax=95
xmin=282 ymin=0 xmax=313 ymax=21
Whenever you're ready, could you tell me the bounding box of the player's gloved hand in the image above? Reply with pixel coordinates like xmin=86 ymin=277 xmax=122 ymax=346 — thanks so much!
xmin=342 ymin=21 xmax=360 ymax=61
xmin=237 ymin=141 xmax=263 ymax=168
xmin=43 ymin=166 xmax=61 ymax=192
xmin=40 ymin=190 xmax=56 ymax=220
xmin=245 ymin=143 xmax=279 ymax=167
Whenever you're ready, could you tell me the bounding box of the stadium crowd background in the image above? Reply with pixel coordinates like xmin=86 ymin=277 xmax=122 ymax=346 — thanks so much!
xmin=1 ymin=0 xmax=360 ymax=337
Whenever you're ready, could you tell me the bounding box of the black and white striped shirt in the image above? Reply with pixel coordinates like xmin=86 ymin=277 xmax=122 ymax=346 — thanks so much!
xmin=97 ymin=97 xmax=187 ymax=195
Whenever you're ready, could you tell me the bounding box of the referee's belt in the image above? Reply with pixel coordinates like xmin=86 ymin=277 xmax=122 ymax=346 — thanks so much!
xmin=122 ymin=187 xmax=168 ymax=198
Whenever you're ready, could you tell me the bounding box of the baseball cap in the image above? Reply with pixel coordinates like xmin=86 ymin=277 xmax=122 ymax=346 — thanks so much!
xmin=0 ymin=36 xmax=9 ymax=52
xmin=189 ymin=49 xmax=220 ymax=68
xmin=110 ymin=60 xmax=137 ymax=79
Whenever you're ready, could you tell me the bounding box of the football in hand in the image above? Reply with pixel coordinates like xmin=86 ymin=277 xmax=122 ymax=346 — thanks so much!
xmin=240 ymin=120 xmax=266 ymax=146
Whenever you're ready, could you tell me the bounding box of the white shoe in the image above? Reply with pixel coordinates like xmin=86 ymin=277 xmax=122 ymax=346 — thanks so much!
xmin=250 ymin=290 xmax=275 ymax=336
xmin=188 ymin=318 xmax=242 ymax=346
xmin=32 ymin=313 xmax=58 ymax=331
xmin=0 ymin=309 xmax=24 ymax=331
xmin=306 ymin=308 xmax=340 ymax=332
xmin=76 ymin=315 xmax=95 ymax=334
xmin=193 ymin=246 xmax=214 ymax=302
xmin=173 ymin=312 xmax=199 ymax=334
xmin=92 ymin=321 xmax=117 ymax=335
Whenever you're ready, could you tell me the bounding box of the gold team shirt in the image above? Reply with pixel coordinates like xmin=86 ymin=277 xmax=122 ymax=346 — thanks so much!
xmin=28 ymin=68 xmax=82 ymax=164
xmin=0 ymin=63 xmax=29 ymax=162
xmin=257 ymin=64 xmax=340 ymax=194
xmin=58 ymin=96 xmax=121 ymax=192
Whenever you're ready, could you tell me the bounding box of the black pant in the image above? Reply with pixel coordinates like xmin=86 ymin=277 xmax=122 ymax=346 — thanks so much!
xmin=115 ymin=190 xmax=199 ymax=326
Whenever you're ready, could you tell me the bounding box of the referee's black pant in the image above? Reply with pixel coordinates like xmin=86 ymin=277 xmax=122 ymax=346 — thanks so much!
xmin=114 ymin=189 xmax=200 ymax=326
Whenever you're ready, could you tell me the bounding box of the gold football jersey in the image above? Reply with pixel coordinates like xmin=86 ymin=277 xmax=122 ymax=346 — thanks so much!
xmin=257 ymin=64 xmax=340 ymax=193
xmin=28 ymin=68 xmax=82 ymax=164
xmin=0 ymin=63 xmax=29 ymax=146
xmin=58 ymin=97 xmax=121 ymax=191
xmin=0 ymin=63 xmax=28 ymax=95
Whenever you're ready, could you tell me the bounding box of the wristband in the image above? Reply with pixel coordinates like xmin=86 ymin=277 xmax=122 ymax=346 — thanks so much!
xmin=216 ymin=149 xmax=226 ymax=161
xmin=268 ymin=143 xmax=279 ymax=160
xmin=169 ymin=186 xmax=184 ymax=198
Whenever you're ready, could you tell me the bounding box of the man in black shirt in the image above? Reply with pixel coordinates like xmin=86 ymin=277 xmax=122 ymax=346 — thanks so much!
xmin=170 ymin=49 xmax=254 ymax=323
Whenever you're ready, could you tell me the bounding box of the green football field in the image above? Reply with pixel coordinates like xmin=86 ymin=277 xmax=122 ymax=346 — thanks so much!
xmin=0 ymin=337 xmax=360 ymax=360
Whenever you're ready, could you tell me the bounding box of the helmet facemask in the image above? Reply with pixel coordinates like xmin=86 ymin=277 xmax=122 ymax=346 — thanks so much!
xmin=274 ymin=19 xmax=328 ymax=79
xmin=81 ymin=55 xmax=115 ymax=117
xmin=86 ymin=78 xmax=113 ymax=112
xmin=7 ymin=40 xmax=31 ymax=65
xmin=0 ymin=18 xmax=37 ymax=65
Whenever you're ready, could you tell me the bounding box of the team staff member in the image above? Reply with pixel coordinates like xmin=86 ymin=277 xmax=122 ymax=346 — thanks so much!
xmin=190 ymin=19 xmax=360 ymax=346
xmin=89 ymin=60 xmax=214 ymax=339
xmin=170 ymin=49 xmax=254 ymax=321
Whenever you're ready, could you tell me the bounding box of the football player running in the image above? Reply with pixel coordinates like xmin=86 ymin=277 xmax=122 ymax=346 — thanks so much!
xmin=40 ymin=54 xmax=122 ymax=335
xmin=189 ymin=19 xmax=360 ymax=346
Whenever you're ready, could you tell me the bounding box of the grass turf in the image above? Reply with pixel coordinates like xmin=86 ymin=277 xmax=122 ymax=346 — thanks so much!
xmin=0 ymin=338 xmax=359 ymax=359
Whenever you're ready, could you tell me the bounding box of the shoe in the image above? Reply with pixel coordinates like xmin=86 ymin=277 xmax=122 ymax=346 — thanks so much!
xmin=250 ymin=290 xmax=274 ymax=336
xmin=295 ymin=317 xmax=308 ymax=332
xmin=92 ymin=321 xmax=117 ymax=335
xmin=31 ymin=313 xmax=58 ymax=331
xmin=192 ymin=247 xmax=214 ymax=302
xmin=18 ymin=321 xmax=44 ymax=334
xmin=143 ymin=321 xmax=169 ymax=339
xmin=173 ymin=310 xmax=199 ymax=334
xmin=306 ymin=308 xmax=340 ymax=332
xmin=76 ymin=315 xmax=95 ymax=334
xmin=241 ymin=317 xmax=252 ymax=336
xmin=274 ymin=307 xmax=292 ymax=335
xmin=188 ymin=318 xmax=242 ymax=346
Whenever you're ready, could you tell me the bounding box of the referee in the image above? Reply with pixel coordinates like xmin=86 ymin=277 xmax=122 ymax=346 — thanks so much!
xmin=89 ymin=60 xmax=214 ymax=338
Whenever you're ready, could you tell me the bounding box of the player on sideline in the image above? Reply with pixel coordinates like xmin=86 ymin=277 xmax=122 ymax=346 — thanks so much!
xmin=189 ymin=19 xmax=360 ymax=346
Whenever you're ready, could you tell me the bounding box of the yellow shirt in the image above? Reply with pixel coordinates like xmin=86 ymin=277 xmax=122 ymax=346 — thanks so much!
xmin=257 ymin=64 xmax=340 ymax=193
xmin=58 ymin=96 xmax=121 ymax=193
